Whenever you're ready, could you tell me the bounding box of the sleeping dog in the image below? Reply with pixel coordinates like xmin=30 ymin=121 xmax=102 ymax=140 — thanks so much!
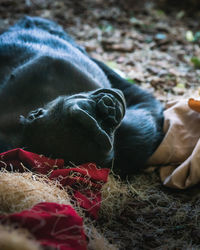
xmin=0 ymin=16 xmax=164 ymax=175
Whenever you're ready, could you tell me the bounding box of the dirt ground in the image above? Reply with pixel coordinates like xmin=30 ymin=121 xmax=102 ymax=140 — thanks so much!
xmin=0 ymin=0 xmax=200 ymax=249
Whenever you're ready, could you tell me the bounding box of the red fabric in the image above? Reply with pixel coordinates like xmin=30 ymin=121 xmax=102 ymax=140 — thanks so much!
xmin=0 ymin=148 xmax=64 ymax=174
xmin=49 ymin=164 xmax=109 ymax=218
xmin=0 ymin=148 xmax=110 ymax=218
xmin=0 ymin=148 xmax=110 ymax=249
xmin=0 ymin=202 xmax=87 ymax=250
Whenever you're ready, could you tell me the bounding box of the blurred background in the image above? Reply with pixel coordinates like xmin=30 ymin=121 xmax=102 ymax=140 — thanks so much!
xmin=1 ymin=0 xmax=200 ymax=103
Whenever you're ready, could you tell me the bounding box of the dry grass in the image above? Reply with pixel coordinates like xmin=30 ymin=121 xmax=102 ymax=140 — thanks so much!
xmin=100 ymin=174 xmax=129 ymax=220
xmin=85 ymin=223 xmax=118 ymax=250
xmin=0 ymin=167 xmax=200 ymax=249
xmin=0 ymin=170 xmax=71 ymax=214
xmin=96 ymin=171 xmax=200 ymax=249
xmin=0 ymin=170 xmax=117 ymax=250
xmin=0 ymin=224 xmax=40 ymax=250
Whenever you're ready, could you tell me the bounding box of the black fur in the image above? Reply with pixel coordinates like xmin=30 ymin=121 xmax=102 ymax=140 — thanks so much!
xmin=0 ymin=16 xmax=164 ymax=175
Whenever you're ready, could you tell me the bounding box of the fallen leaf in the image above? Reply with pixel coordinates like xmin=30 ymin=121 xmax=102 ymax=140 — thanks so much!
xmin=191 ymin=57 xmax=200 ymax=68
xmin=106 ymin=61 xmax=126 ymax=78
xmin=176 ymin=10 xmax=185 ymax=20
xmin=126 ymin=78 xmax=135 ymax=84
xmin=186 ymin=31 xmax=194 ymax=42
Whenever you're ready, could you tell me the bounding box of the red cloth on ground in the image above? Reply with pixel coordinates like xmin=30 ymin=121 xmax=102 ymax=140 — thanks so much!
xmin=0 ymin=202 xmax=87 ymax=250
xmin=49 ymin=165 xmax=109 ymax=218
xmin=0 ymin=148 xmax=64 ymax=174
xmin=0 ymin=148 xmax=110 ymax=218
xmin=0 ymin=148 xmax=110 ymax=249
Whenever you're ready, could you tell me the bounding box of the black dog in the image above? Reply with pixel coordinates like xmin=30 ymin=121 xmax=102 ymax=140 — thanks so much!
xmin=0 ymin=16 xmax=164 ymax=175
